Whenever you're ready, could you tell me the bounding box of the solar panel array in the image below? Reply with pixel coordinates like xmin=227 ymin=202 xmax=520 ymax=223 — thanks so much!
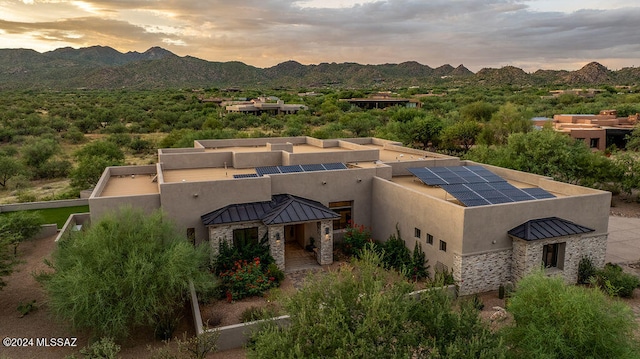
xmin=408 ymin=166 xmax=555 ymax=207
xmin=255 ymin=163 xmax=347 ymax=177
xmin=233 ymin=173 xmax=259 ymax=179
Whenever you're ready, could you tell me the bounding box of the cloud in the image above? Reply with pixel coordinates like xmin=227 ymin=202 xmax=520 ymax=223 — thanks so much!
xmin=0 ymin=0 xmax=639 ymax=71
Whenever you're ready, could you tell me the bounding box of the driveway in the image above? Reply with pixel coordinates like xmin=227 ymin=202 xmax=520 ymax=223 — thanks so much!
xmin=606 ymin=216 xmax=640 ymax=264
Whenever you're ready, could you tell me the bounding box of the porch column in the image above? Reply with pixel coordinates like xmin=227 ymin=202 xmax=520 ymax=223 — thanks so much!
xmin=268 ymin=225 xmax=285 ymax=270
xmin=316 ymin=220 xmax=334 ymax=265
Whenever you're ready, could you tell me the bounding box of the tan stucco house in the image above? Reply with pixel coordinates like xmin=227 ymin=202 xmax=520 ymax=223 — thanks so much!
xmin=89 ymin=136 xmax=610 ymax=295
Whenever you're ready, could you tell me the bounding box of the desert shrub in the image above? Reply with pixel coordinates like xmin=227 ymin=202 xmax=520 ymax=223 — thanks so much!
xmin=577 ymin=256 xmax=597 ymax=284
xmin=40 ymin=208 xmax=216 ymax=340
xmin=594 ymin=263 xmax=640 ymax=298
xmin=342 ymin=223 xmax=371 ymax=257
xmin=219 ymin=258 xmax=279 ymax=301
xmin=433 ymin=267 xmax=456 ymax=285
xmin=214 ymin=234 xmax=273 ymax=274
xmin=409 ymin=242 xmax=430 ymax=281
xmin=241 ymin=305 xmax=280 ymax=323
xmin=503 ymin=271 xmax=640 ymax=359
xmin=249 ymin=248 xmax=505 ymax=358
xmin=378 ymin=228 xmax=411 ymax=273
xmin=78 ymin=337 xmax=120 ymax=359
xmin=266 ymin=263 xmax=285 ymax=284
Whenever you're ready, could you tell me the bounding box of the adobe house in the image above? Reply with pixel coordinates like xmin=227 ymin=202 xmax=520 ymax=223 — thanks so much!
xmin=89 ymin=136 xmax=610 ymax=295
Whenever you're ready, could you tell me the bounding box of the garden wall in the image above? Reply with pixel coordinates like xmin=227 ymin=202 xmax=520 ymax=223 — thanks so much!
xmin=0 ymin=198 xmax=88 ymax=213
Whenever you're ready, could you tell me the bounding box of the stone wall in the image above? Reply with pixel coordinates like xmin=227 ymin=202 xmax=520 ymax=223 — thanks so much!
xmin=208 ymin=222 xmax=267 ymax=256
xmin=512 ymin=234 xmax=608 ymax=284
xmin=453 ymin=249 xmax=512 ymax=296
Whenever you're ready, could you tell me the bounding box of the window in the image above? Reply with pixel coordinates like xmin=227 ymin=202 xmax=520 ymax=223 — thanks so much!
xmin=233 ymin=227 xmax=259 ymax=248
xmin=414 ymin=227 xmax=421 ymax=239
xmin=329 ymin=201 xmax=352 ymax=230
xmin=187 ymin=228 xmax=196 ymax=245
xmin=542 ymin=243 xmax=566 ymax=268
xmin=589 ymin=138 xmax=599 ymax=148
xmin=439 ymin=240 xmax=447 ymax=252
xmin=426 ymin=233 xmax=434 ymax=245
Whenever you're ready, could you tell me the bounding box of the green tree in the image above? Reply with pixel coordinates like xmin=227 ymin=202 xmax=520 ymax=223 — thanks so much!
xmin=0 ymin=155 xmax=23 ymax=188
xmin=249 ymin=248 xmax=505 ymax=358
xmin=0 ymin=237 xmax=17 ymax=290
xmin=479 ymin=102 xmax=532 ymax=145
xmin=503 ymin=271 xmax=640 ymax=359
xmin=442 ymin=120 xmax=482 ymax=152
xmin=407 ymin=115 xmax=443 ymax=149
xmin=0 ymin=211 xmax=44 ymax=255
xmin=70 ymin=140 xmax=125 ymax=189
xmin=40 ymin=208 xmax=216 ymax=340
xmin=625 ymin=125 xmax=640 ymax=151
xmin=22 ymin=138 xmax=58 ymax=168
xmin=460 ymin=101 xmax=498 ymax=122
xmin=466 ymin=128 xmax=620 ymax=187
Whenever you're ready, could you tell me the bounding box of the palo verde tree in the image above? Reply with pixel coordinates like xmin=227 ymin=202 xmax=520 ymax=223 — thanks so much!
xmin=39 ymin=208 xmax=216 ymax=340
xmin=0 ymin=211 xmax=44 ymax=255
xmin=249 ymin=248 xmax=505 ymax=359
xmin=70 ymin=140 xmax=125 ymax=190
xmin=503 ymin=271 xmax=640 ymax=359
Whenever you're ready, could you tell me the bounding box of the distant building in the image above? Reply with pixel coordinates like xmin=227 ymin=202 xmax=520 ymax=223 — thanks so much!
xmin=225 ymin=97 xmax=307 ymax=115
xmin=341 ymin=93 xmax=421 ymax=109
xmin=533 ymin=110 xmax=638 ymax=150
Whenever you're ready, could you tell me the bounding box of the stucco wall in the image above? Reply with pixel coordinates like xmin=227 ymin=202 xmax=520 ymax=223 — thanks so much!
xmin=89 ymin=194 xmax=161 ymax=222
xmin=232 ymin=151 xmax=282 ymax=168
xmin=160 ymin=152 xmax=234 ymax=170
xmin=461 ymin=191 xmax=610 ymax=255
xmin=371 ymin=177 xmax=466 ymax=278
xmin=161 ymin=176 xmax=272 ymax=242
xmin=283 ymin=149 xmax=379 ymax=166
xmin=269 ymin=168 xmax=376 ymax=228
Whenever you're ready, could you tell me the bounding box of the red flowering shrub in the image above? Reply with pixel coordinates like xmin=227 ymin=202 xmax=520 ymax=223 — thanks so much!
xmin=342 ymin=223 xmax=372 ymax=257
xmin=219 ymin=257 xmax=279 ymax=301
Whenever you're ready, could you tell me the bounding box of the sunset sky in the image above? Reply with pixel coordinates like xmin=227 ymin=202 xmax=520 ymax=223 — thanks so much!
xmin=1 ymin=0 xmax=639 ymax=72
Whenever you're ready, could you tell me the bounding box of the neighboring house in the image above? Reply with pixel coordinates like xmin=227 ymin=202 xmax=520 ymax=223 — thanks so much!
xmin=89 ymin=136 xmax=610 ymax=295
xmin=341 ymin=93 xmax=421 ymax=109
xmin=225 ymin=97 xmax=307 ymax=115
xmin=533 ymin=109 xmax=637 ymax=150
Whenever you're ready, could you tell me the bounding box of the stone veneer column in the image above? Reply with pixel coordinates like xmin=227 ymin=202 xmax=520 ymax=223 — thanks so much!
xmin=316 ymin=220 xmax=334 ymax=265
xmin=268 ymin=225 xmax=285 ymax=270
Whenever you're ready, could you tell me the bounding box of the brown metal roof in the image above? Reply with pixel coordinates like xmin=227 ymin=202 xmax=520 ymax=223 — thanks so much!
xmin=201 ymin=194 xmax=339 ymax=226
xmin=508 ymin=217 xmax=594 ymax=241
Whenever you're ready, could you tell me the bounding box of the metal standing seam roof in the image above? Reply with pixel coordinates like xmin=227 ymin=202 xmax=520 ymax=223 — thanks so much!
xmin=508 ymin=217 xmax=595 ymax=241
xmin=201 ymin=194 xmax=340 ymax=226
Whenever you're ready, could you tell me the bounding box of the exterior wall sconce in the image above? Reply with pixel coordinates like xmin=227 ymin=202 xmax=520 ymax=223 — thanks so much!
xmin=324 ymin=227 xmax=330 ymax=241
xmin=275 ymin=232 xmax=281 ymax=244
xmin=356 ymin=178 xmax=362 ymax=183
xmin=193 ymin=193 xmax=199 ymax=198
xmin=322 ymin=181 xmax=327 ymax=185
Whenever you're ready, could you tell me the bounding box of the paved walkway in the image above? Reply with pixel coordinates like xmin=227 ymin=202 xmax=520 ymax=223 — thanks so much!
xmin=606 ymin=216 xmax=640 ymax=264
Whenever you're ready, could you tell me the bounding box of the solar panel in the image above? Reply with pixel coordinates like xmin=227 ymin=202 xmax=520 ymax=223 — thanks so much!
xmin=522 ymin=188 xmax=556 ymax=199
xmin=279 ymin=165 xmax=303 ymax=173
xmin=459 ymin=198 xmax=491 ymax=207
xmin=301 ymin=164 xmax=325 ymax=172
xmin=256 ymin=166 xmax=281 ymax=176
xmin=233 ymin=173 xmax=259 ymax=179
xmin=323 ymin=163 xmax=348 ymax=170
xmin=412 ymin=166 xmax=558 ymax=207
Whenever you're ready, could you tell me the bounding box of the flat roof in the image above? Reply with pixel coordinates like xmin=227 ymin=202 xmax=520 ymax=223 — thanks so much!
xmin=99 ymin=175 xmax=159 ymax=197
xmin=162 ymin=167 xmax=257 ymax=183
xmin=203 ymin=144 xmax=352 ymax=154
xmin=363 ymin=144 xmax=437 ymax=162
xmin=390 ymin=176 xmax=564 ymax=206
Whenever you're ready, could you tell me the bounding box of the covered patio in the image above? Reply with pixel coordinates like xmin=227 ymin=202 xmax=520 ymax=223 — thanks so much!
xmin=201 ymin=194 xmax=340 ymax=270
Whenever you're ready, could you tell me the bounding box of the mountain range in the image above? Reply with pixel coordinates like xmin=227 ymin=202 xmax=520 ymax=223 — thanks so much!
xmin=0 ymin=45 xmax=638 ymax=90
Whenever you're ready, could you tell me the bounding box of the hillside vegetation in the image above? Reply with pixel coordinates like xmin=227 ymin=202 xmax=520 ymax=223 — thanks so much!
xmin=2 ymin=46 xmax=640 ymax=89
